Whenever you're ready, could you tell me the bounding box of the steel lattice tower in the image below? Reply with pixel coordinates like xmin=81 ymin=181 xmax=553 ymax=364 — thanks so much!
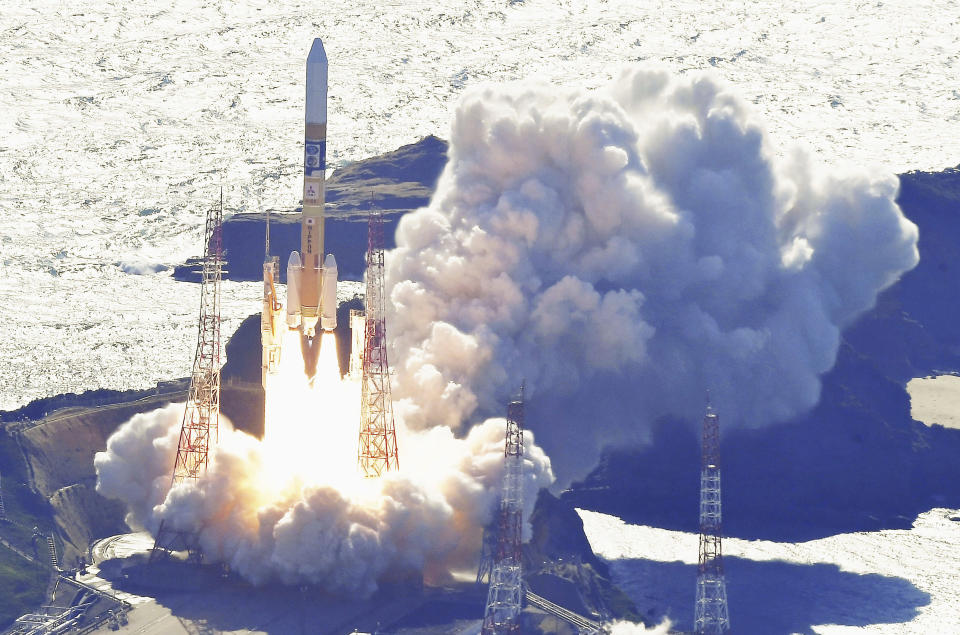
xmin=694 ymin=401 xmax=731 ymax=634
xmin=475 ymin=522 xmax=495 ymax=585
xmin=358 ymin=209 xmax=399 ymax=477
xmin=481 ymin=387 xmax=526 ymax=635
xmin=151 ymin=195 xmax=224 ymax=563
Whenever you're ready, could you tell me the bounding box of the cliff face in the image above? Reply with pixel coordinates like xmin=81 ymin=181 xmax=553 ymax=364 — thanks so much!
xmin=21 ymin=404 xmax=147 ymax=499
xmin=14 ymin=393 xmax=183 ymax=562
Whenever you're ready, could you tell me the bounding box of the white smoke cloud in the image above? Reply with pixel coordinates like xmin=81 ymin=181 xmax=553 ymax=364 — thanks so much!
xmin=95 ymin=401 xmax=553 ymax=595
xmin=117 ymin=260 xmax=168 ymax=275
xmin=386 ymin=66 xmax=919 ymax=481
xmin=97 ymin=65 xmax=919 ymax=600
xmin=608 ymin=619 xmax=673 ymax=634
xmin=93 ymin=402 xmax=182 ymax=531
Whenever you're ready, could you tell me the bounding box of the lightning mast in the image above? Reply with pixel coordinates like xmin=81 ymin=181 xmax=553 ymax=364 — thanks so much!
xmin=694 ymin=400 xmax=731 ymax=634
xmin=358 ymin=209 xmax=399 ymax=477
xmin=261 ymin=207 xmax=282 ymax=387
xmin=481 ymin=386 xmax=526 ymax=635
xmin=151 ymin=194 xmax=224 ymax=563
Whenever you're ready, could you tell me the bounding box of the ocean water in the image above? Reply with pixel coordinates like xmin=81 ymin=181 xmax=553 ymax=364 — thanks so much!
xmin=579 ymin=507 xmax=960 ymax=634
xmin=2 ymin=0 xmax=959 ymax=410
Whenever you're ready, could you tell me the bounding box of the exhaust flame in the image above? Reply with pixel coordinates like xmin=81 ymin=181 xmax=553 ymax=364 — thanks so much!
xmin=95 ymin=329 xmax=554 ymax=593
xmin=260 ymin=331 xmax=366 ymax=498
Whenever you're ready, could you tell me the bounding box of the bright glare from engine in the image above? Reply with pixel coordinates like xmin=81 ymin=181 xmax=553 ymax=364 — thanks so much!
xmin=260 ymin=330 xmax=374 ymax=500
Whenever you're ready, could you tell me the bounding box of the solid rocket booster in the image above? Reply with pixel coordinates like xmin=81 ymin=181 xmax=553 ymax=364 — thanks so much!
xmin=320 ymin=254 xmax=338 ymax=332
xmin=286 ymin=251 xmax=302 ymax=330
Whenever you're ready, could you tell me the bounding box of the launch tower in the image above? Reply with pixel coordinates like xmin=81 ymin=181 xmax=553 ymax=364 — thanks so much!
xmin=694 ymin=401 xmax=731 ymax=634
xmin=151 ymin=195 xmax=224 ymax=563
xmin=260 ymin=209 xmax=282 ymax=386
xmin=481 ymin=386 xmax=526 ymax=634
xmin=358 ymin=210 xmax=399 ymax=477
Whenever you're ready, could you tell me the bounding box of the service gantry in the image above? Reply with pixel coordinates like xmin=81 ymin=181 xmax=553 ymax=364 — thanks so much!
xmin=481 ymin=386 xmax=526 ymax=634
xmin=358 ymin=209 xmax=399 ymax=477
xmin=694 ymin=400 xmax=731 ymax=634
xmin=151 ymin=194 xmax=224 ymax=564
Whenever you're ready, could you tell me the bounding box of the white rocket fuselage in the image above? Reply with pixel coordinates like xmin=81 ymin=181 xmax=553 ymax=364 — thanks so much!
xmin=260 ymin=38 xmax=339 ymax=383
xmin=289 ymin=38 xmax=337 ymax=338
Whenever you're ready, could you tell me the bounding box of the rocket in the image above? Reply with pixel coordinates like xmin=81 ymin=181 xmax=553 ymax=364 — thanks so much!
xmin=261 ymin=38 xmax=339 ymax=384
xmin=291 ymin=37 xmax=337 ymax=340
xmin=291 ymin=38 xmax=337 ymax=340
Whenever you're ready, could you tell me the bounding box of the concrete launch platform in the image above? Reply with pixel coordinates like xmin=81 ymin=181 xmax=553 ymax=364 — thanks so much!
xmin=79 ymin=533 xmax=484 ymax=635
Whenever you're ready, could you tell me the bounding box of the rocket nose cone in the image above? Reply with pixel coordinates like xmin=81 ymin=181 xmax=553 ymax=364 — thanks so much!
xmin=288 ymin=251 xmax=302 ymax=268
xmin=308 ymin=38 xmax=327 ymax=65
xmin=323 ymin=254 xmax=337 ymax=268
xmin=306 ymin=38 xmax=328 ymax=124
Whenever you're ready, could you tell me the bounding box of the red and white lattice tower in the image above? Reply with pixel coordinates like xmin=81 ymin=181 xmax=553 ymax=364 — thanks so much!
xmin=481 ymin=386 xmax=525 ymax=635
xmin=694 ymin=400 xmax=731 ymax=634
xmin=358 ymin=209 xmax=399 ymax=477
xmin=151 ymin=195 xmax=224 ymax=563
xmin=475 ymin=521 xmax=496 ymax=585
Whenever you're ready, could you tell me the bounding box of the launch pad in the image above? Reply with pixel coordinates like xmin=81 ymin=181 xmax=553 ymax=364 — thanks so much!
xmin=77 ymin=533 xmax=484 ymax=635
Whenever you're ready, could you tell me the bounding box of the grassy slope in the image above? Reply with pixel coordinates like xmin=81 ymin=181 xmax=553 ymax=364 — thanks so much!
xmin=0 ymin=543 xmax=46 ymax=630
xmin=0 ymin=427 xmax=56 ymax=629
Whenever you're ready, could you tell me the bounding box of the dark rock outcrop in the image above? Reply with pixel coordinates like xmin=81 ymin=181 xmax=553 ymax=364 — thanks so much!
xmin=522 ymin=490 xmax=644 ymax=626
xmin=174 ymin=135 xmax=448 ymax=283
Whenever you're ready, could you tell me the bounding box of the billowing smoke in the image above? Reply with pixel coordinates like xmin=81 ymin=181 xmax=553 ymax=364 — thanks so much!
xmin=96 ymin=367 xmax=553 ymax=593
xmin=97 ymin=65 xmax=918 ymax=597
xmin=387 ymin=66 xmax=919 ymax=481
xmin=609 ymin=620 xmax=673 ymax=635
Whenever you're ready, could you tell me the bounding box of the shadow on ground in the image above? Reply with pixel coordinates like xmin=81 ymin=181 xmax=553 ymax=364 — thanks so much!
xmin=615 ymin=557 xmax=930 ymax=635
